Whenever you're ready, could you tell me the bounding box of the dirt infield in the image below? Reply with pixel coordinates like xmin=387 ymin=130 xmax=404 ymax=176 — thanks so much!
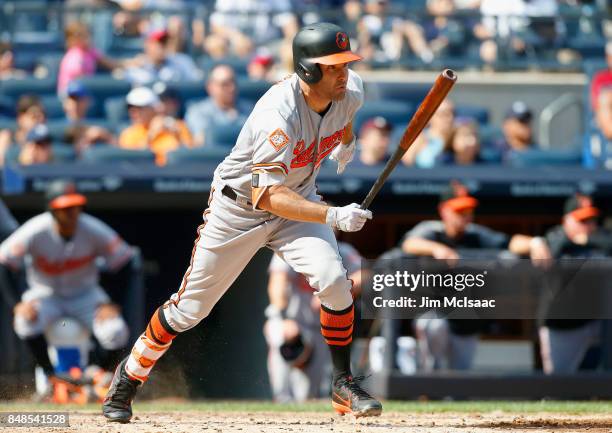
xmin=13 ymin=410 xmax=612 ymax=433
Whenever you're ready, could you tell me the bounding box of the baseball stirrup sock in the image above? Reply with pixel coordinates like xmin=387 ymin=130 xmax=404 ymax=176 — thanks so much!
xmin=125 ymin=308 xmax=178 ymax=382
xmin=320 ymin=303 xmax=354 ymax=381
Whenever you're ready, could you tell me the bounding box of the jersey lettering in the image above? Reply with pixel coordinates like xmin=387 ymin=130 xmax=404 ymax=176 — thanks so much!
xmin=290 ymin=127 xmax=346 ymax=169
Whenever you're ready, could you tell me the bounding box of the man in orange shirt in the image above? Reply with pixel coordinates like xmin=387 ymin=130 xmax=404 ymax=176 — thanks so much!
xmin=118 ymin=87 xmax=193 ymax=165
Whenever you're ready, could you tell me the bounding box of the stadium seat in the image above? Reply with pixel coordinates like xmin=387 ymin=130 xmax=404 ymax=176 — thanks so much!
xmin=506 ymin=149 xmax=582 ymax=167
xmin=3 ymin=143 xmax=76 ymax=164
xmin=236 ymin=79 xmax=271 ymax=102
xmin=374 ymin=82 xmax=430 ymax=106
xmin=0 ymin=96 xmax=15 ymax=118
xmin=104 ymin=96 xmax=129 ymax=126
xmin=81 ymin=146 xmax=156 ymax=164
xmin=206 ymin=123 xmax=242 ymax=147
xmin=37 ymin=52 xmax=65 ymax=79
xmin=455 ymin=105 xmax=489 ymax=125
xmin=354 ymin=100 xmax=414 ymax=134
xmin=0 ymin=77 xmax=56 ymax=99
xmin=171 ymin=81 xmax=207 ymax=105
xmin=0 ymin=118 xmax=16 ymax=131
xmin=199 ymin=56 xmax=250 ymax=77
xmin=480 ymin=125 xmax=504 ymax=147
xmin=78 ymin=75 xmax=132 ymax=102
xmin=165 ymin=146 xmax=230 ymax=165
xmin=40 ymin=96 xmax=65 ymax=119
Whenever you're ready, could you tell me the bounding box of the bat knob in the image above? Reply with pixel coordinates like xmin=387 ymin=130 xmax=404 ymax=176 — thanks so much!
xmin=443 ymin=69 xmax=457 ymax=81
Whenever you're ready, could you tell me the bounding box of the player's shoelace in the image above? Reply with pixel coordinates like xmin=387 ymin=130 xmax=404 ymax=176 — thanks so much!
xmin=336 ymin=375 xmax=374 ymax=400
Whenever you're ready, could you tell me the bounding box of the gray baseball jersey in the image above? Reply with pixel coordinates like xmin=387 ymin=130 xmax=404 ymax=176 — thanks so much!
xmin=214 ymin=70 xmax=364 ymax=208
xmin=0 ymin=212 xmax=133 ymax=298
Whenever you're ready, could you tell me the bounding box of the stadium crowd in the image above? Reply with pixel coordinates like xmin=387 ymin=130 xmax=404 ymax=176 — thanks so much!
xmin=0 ymin=0 xmax=609 ymax=168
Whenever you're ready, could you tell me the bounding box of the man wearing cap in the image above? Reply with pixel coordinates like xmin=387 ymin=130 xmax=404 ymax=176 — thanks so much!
xmin=495 ymin=100 xmax=535 ymax=161
xmin=185 ymin=64 xmax=252 ymax=147
xmin=124 ymin=28 xmax=201 ymax=86
xmin=18 ymin=124 xmax=54 ymax=166
xmin=118 ymin=86 xmax=193 ymax=165
xmin=0 ymin=180 xmax=133 ymax=399
xmin=403 ymin=181 xmax=551 ymax=370
xmin=355 ymin=116 xmax=393 ymax=166
xmin=538 ymin=193 xmax=612 ymax=374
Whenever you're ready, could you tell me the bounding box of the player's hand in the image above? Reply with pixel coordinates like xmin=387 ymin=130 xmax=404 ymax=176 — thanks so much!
xmin=329 ymin=138 xmax=356 ymax=174
xmin=326 ymin=203 xmax=372 ymax=232
xmin=95 ymin=303 xmax=121 ymax=321
xmin=14 ymin=300 xmax=38 ymax=322
xmin=432 ymin=245 xmax=459 ymax=261
xmin=529 ymin=237 xmax=553 ymax=269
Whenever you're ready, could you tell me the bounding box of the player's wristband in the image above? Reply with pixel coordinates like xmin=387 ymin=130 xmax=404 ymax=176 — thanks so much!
xmin=325 ymin=207 xmax=338 ymax=228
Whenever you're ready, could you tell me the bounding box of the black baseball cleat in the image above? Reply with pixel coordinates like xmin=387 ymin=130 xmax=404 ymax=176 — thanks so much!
xmin=332 ymin=375 xmax=383 ymax=417
xmin=102 ymin=358 xmax=141 ymax=423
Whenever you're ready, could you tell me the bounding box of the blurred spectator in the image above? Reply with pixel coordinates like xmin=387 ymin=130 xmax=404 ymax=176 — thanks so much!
xmin=64 ymin=124 xmax=117 ymax=156
xmin=118 ymin=87 xmax=193 ymax=165
xmin=594 ymin=87 xmax=612 ymax=144
xmin=590 ymin=41 xmax=612 ymax=111
xmin=355 ymin=116 xmax=393 ymax=166
xmin=153 ymin=81 xmax=183 ymax=119
xmin=437 ymin=119 xmax=483 ymax=165
xmin=0 ymin=41 xmax=27 ymax=80
xmin=402 ymin=99 xmax=455 ymax=168
xmin=204 ymin=0 xmax=298 ymax=58
xmin=58 ymin=22 xmax=126 ymax=95
xmin=0 ymin=198 xmax=18 ymax=243
xmin=476 ymin=0 xmax=558 ymax=64
xmin=0 ymin=95 xmax=47 ymax=167
xmin=587 ymin=87 xmax=612 ymax=168
xmin=494 ymin=101 xmax=535 ymax=159
xmin=19 ymin=124 xmax=54 ymax=165
xmin=185 ymin=64 xmax=251 ymax=147
xmin=419 ymin=0 xmax=468 ymax=59
xmin=403 ymin=181 xmax=551 ymax=370
xmin=538 ymin=194 xmax=612 ymax=374
xmin=124 ymin=29 xmax=202 ymax=85
xmin=358 ymin=0 xmax=410 ymax=62
xmin=247 ymin=53 xmax=276 ymax=82
xmin=62 ymin=81 xmax=92 ymax=123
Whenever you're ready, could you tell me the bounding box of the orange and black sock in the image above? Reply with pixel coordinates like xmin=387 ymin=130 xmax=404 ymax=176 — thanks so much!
xmin=125 ymin=307 xmax=178 ymax=383
xmin=320 ymin=303 xmax=354 ymax=383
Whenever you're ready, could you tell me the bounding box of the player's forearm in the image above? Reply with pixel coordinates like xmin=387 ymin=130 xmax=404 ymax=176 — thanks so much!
xmin=256 ymin=185 xmax=329 ymax=224
xmin=402 ymin=237 xmax=441 ymax=256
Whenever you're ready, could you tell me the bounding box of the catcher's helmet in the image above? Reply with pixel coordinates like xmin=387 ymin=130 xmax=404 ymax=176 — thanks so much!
xmin=292 ymin=22 xmax=362 ymax=84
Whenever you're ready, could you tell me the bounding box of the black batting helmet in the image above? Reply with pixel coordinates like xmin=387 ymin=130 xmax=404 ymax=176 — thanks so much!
xmin=292 ymin=22 xmax=362 ymax=84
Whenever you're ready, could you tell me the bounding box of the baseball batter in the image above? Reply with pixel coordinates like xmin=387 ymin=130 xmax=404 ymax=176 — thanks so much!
xmin=0 ymin=181 xmax=133 ymax=396
xmin=104 ymin=22 xmax=382 ymax=422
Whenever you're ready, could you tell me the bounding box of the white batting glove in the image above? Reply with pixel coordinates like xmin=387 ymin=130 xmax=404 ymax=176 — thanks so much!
xmin=326 ymin=203 xmax=372 ymax=232
xmin=329 ymin=136 xmax=356 ymax=174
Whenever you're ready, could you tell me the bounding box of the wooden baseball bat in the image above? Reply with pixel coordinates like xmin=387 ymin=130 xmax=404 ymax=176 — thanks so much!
xmin=360 ymin=69 xmax=458 ymax=209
